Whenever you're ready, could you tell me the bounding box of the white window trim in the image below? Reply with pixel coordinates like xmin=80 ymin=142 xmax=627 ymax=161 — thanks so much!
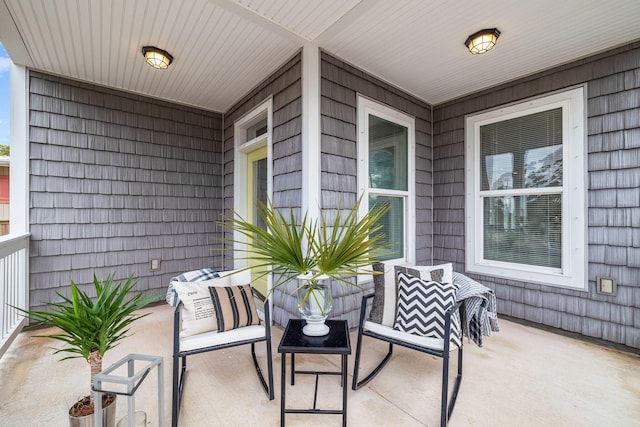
xmin=233 ymin=97 xmax=273 ymax=269
xmin=357 ymin=96 xmax=416 ymax=265
xmin=465 ymin=86 xmax=587 ymax=290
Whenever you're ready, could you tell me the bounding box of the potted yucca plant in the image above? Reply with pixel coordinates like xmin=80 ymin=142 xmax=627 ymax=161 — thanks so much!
xmin=15 ymin=274 xmax=158 ymax=427
xmin=219 ymin=195 xmax=392 ymax=336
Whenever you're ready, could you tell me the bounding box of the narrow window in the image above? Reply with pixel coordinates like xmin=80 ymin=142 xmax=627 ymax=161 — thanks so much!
xmin=358 ymin=97 xmax=415 ymax=263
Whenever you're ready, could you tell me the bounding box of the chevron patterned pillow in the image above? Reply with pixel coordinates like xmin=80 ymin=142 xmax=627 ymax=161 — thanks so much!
xmin=394 ymin=272 xmax=462 ymax=348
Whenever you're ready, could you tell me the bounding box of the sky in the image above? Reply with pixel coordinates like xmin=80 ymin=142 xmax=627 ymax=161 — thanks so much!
xmin=0 ymin=43 xmax=10 ymax=147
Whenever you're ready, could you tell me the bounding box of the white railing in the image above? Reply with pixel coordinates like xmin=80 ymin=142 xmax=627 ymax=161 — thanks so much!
xmin=0 ymin=233 xmax=30 ymax=358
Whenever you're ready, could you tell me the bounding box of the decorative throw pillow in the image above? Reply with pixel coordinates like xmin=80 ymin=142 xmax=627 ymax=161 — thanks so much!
xmin=209 ymin=284 xmax=260 ymax=332
xmin=393 ymin=272 xmax=461 ymax=347
xmin=395 ymin=263 xmax=453 ymax=284
xmin=172 ymin=275 xmax=232 ymax=337
xmin=166 ymin=268 xmax=219 ymax=307
xmin=368 ymin=262 xmax=386 ymax=324
xmin=369 ymin=261 xmax=409 ymax=327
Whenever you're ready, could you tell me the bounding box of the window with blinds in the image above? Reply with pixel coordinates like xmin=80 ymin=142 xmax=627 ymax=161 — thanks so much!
xmin=465 ymin=87 xmax=586 ymax=290
xmin=480 ymin=108 xmax=563 ymax=268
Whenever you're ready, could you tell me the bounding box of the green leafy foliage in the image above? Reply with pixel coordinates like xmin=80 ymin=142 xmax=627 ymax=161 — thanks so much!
xmin=16 ymin=274 xmax=158 ymax=361
xmin=218 ymin=194 xmax=394 ymax=296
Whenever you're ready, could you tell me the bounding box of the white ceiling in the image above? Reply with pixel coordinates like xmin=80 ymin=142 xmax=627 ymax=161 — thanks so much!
xmin=1 ymin=0 xmax=640 ymax=112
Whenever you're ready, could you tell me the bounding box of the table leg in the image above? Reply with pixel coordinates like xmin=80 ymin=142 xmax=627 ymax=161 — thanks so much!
xmin=280 ymin=352 xmax=286 ymax=427
xmin=342 ymin=354 xmax=348 ymax=427
xmin=291 ymin=353 xmax=295 ymax=385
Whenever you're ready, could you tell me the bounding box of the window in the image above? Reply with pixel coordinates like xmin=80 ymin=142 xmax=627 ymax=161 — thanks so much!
xmin=358 ymin=97 xmax=415 ymax=263
xmin=465 ymin=87 xmax=586 ymax=289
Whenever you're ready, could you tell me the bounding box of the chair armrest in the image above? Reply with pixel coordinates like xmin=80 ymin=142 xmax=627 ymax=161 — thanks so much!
xmin=442 ymin=299 xmax=465 ymax=350
xmin=251 ymin=287 xmax=267 ymax=302
xmin=357 ymin=292 xmax=376 ymax=328
xmin=249 ymin=286 xmax=271 ymax=329
xmin=448 ymin=299 xmax=464 ymax=315
xmin=173 ymin=301 xmax=184 ymax=355
xmin=362 ymin=292 xmax=375 ymax=302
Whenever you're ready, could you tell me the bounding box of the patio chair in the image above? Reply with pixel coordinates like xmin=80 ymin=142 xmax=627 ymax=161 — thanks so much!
xmin=169 ymin=269 xmax=274 ymax=427
xmin=352 ymin=262 xmax=465 ymax=427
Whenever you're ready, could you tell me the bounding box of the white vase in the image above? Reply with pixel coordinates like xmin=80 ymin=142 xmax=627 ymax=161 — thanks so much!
xmin=296 ymin=275 xmax=332 ymax=336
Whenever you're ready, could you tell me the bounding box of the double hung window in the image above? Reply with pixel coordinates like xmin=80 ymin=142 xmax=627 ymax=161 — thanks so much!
xmin=465 ymin=87 xmax=586 ymax=289
xmin=358 ymin=97 xmax=415 ymax=263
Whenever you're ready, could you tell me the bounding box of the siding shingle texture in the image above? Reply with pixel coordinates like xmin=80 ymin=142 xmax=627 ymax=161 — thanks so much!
xmin=27 ymin=42 xmax=640 ymax=348
xmin=222 ymin=53 xmax=303 ymax=327
xmin=433 ymin=42 xmax=640 ymax=348
xmin=29 ymin=72 xmax=223 ymax=310
xmin=319 ymin=52 xmax=433 ymax=327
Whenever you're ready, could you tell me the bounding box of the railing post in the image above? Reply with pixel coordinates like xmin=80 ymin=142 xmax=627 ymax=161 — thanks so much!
xmin=0 ymin=233 xmax=30 ymax=358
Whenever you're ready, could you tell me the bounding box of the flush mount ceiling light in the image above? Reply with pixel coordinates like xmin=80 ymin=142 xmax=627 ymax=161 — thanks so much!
xmin=465 ymin=28 xmax=501 ymax=54
xmin=141 ymin=46 xmax=173 ymax=69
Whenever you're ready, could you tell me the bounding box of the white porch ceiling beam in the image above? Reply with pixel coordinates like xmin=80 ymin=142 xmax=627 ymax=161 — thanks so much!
xmin=208 ymin=0 xmax=308 ymax=45
xmin=313 ymin=0 xmax=379 ymax=45
xmin=0 ymin=1 xmax=33 ymax=66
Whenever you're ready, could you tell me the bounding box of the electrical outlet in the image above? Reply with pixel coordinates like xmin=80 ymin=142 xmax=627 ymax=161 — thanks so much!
xmin=150 ymin=259 xmax=161 ymax=271
xmin=597 ymin=277 xmax=616 ymax=295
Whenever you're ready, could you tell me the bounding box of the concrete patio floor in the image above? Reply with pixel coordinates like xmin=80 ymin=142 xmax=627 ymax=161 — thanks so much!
xmin=1 ymin=304 xmax=639 ymax=426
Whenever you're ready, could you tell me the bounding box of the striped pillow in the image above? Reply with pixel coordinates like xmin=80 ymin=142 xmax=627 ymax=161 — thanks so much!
xmin=208 ymin=285 xmax=260 ymax=332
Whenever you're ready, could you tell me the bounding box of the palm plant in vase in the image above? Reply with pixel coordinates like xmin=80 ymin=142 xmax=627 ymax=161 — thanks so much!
xmin=219 ymin=195 xmax=392 ymax=335
xmin=15 ymin=274 xmax=158 ymax=426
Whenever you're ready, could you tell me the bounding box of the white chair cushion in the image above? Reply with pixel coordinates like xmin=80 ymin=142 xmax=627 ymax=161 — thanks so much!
xmin=364 ymin=321 xmax=460 ymax=352
xmin=180 ymin=324 xmax=267 ymax=353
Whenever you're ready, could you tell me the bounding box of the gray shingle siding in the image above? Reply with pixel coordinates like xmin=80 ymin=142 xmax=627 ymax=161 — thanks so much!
xmin=320 ymin=51 xmax=433 ymax=327
xmin=221 ymin=53 xmax=303 ymax=327
xmin=28 ymin=72 xmax=223 ymax=311
xmin=433 ymin=41 xmax=640 ymax=348
xmin=25 ymin=42 xmax=639 ymax=348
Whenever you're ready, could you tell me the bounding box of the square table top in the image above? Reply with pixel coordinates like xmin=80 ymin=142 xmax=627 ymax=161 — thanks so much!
xmin=278 ymin=319 xmax=351 ymax=355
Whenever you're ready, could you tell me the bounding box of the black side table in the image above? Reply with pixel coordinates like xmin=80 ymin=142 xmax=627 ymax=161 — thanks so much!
xmin=278 ymin=319 xmax=351 ymax=427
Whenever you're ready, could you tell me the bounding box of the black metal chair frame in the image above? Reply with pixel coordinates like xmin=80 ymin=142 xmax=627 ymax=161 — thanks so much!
xmin=352 ymin=293 xmax=465 ymax=427
xmin=171 ymin=289 xmax=274 ymax=427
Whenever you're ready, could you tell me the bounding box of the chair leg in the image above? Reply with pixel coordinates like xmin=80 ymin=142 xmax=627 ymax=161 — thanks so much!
xmin=441 ymin=345 xmax=464 ymax=427
xmin=266 ymin=333 xmax=274 ymax=400
xmin=447 ymin=346 xmax=463 ymax=419
xmin=172 ymin=353 xmax=178 ymax=427
xmin=352 ymin=339 xmax=394 ymax=390
xmin=251 ymin=341 xmax=274 ymax=400
xmin=172 ymin=355 xmax=186 ymax=427
xmin=441 ymin=348 xmax=449 ymax=427
xmin=351 ymin=319 xmax=366 ymax=390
